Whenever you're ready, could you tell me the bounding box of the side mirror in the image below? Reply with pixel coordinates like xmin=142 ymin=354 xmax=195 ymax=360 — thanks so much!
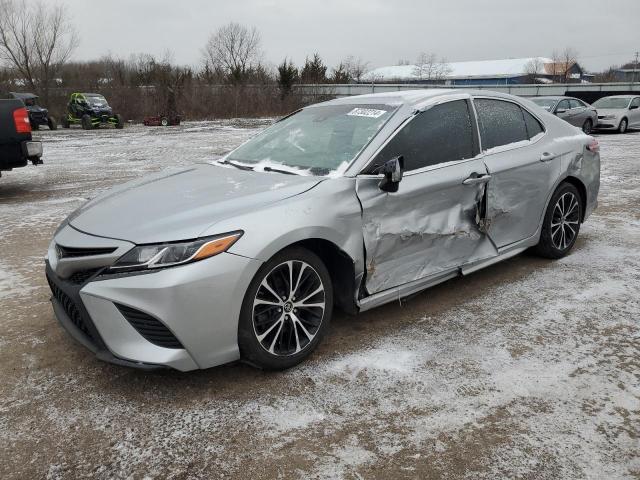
xmin=555 ymin=108 xmax=567 ymax=114
xmin=630 ymin=105 xmax=639 ymax=110
xmin=378 ymin=156 xmax=404 ymax=193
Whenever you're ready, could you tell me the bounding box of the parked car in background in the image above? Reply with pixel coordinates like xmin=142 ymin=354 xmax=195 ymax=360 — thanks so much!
xmin=45 ymin=90 xmax=600 ymax=371
xmin=0 ymin=99 xmax=43 ymax=177
xmin=8 ymin=92 xmax=57 ymax=130
xmin=61 ymin=93 xmax=124 ymax=130
xmin=531 ymin=96 xmax=598 ymax=134
xmin=592 ymin=95 xmax=640 ymax=133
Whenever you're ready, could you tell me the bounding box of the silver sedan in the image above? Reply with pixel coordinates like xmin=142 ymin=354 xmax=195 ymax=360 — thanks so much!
xmin=46 ymin=90 xmax=600 ymax=371
xmin=593 ymin=95 xmax=640 ymax=133
xmin=531 ymin=96 xmax=598 ymax=134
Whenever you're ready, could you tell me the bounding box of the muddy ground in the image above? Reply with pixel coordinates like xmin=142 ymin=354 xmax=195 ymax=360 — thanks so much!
xmin=0 ymin=123 xmax=638 ymax=479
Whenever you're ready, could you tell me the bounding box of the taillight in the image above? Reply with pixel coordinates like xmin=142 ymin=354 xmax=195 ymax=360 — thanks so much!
xmin=586 ymin=139 xmax=599 ymax=153
xmin=13 ymin=107 xmax=31 ymax=134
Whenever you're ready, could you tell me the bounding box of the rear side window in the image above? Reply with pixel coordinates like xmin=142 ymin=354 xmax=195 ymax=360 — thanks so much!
xmin=522 ymin=109 xmax=544 ymax=138
xmin=632 ymin=98 xmax=640 ymax=108
xmin=474 ymin=99 xmax=529 ymax=151
xmin=374 ymin=100 xmax=476 ymax=171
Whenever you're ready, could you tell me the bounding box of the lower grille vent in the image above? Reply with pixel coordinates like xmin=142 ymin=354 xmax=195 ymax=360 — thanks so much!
xmin=46 ymin=274 xmax=95 ymax=342
xmin=115 ymin=304 xmax=184 ymax=349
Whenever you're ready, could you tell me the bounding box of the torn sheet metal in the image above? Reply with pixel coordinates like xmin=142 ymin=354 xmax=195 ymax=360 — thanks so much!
xmin=356 ymin=159 xmax=498 ymax=294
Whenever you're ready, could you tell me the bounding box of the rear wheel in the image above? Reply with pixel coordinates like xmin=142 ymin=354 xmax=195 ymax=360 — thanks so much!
xmin=618 ymin=118 xmax=628 ymax=134
xmin=32 ymin=123 xmax=39 ymax=131
xmin=48 ymin=117 xmax=57 ymax=130
xmin=61 ymin=116 xmax=70 ymax=128
xmin=115 ymin=114 xmax=124 ymax=129
xmin=581 ymin=119 xmax=592 ymax=134
xmin=535 ymin=183 xmax=582 ymax=259
xmin=160 ymin=117 xmax=169 ymax=127
xmin=238 ymin=247 xmax=333 ymax=370
xmin=81 ymin=114 xmax=93 ymax=130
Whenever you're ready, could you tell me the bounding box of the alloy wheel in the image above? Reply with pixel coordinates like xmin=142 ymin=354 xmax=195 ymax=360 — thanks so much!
xmin=551 ymin=192 xmax=580 ymax=250
xmin=252 ymin=260 xmax=325 ymax=356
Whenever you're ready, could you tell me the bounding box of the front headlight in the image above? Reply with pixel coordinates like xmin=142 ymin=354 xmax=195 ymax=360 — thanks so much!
xmin=109 ymin=231 xmax=242 ymax=272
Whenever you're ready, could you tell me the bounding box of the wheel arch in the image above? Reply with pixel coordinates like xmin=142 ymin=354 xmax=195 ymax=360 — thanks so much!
xmin=269 ymin=237 xmax=359 ymax=315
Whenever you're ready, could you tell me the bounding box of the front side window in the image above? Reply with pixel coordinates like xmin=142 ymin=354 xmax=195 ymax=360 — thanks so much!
xmin=531 ymin=98 xmax=557 ymax=111
xmin=227 ymin=104 xmax=396 ymax=175
xmin=569 ymin=99 xmax=584 ymax=109
xmin=371 ymin=100 xmax=476 ymax=172
xmin=556 ymin=100 xmax=571 ymax=111
xmin=474 ymin=99 xmax=529 ymax=151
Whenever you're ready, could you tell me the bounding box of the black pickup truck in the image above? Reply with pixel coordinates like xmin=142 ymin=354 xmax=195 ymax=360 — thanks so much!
xmin=0 ymin=99 xmax=43 ymax=177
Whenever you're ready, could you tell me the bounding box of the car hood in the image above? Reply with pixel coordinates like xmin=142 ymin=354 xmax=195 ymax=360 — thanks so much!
xmin=68 ymin=164 xmax=323 ymax=244
xmin=596 ymin=108 xmax=624 ymax=117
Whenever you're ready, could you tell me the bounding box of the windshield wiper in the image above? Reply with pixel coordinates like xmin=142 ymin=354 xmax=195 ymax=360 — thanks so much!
xmin=262 ymin=166 xmax=299 ymax=175
xmin=220 ymin=159 xmax=254 ymax=171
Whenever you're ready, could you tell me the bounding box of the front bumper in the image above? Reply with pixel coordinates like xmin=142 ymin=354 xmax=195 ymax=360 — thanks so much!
xmin=596 ymin=118 xmax=619 ymax=129
xmin=46 ymin=250 xmax=262 ymax=371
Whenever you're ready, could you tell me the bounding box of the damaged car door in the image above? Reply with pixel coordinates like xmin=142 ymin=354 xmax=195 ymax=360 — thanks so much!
xmin=356 ymin=99 xmax=498 ymax=294
xmin=473 ymin=97 xmax=560 ymax=248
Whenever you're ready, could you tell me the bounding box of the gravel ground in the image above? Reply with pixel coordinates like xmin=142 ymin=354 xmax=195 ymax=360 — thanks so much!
xmin=0 ymin=122 xmax=638 ymax=479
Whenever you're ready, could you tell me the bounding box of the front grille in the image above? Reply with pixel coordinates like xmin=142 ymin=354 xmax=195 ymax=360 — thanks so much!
xmin=115 ymin=304 xmax=184 ymax=349
xmin=46 ymin=274 xmax=95 ymax=342
xmin=68 ymin=269 xmax=101 ymax=285
xmin=56 ymin=244 xmax=117 ymax=259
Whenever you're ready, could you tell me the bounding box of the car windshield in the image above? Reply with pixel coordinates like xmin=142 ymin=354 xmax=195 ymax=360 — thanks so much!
xmin=531 ymin=98 xmax=557 ymax=111
xmin=593 ymin=97 xmax=630 ymax=109
xmin=225 ymin=104 xmax=397 ymax=176
xmin=86 ymin=95 xmax=108 ymax=107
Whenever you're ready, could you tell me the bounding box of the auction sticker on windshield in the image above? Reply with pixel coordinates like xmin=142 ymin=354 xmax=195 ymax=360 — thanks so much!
xmin=347 ymin=108 xmax=388 ymax=118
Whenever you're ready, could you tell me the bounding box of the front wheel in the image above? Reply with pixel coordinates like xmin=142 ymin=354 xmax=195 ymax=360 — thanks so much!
xmin=618 ymin=118 xmax=628 ymax=134
xmin=115 ymin=114 xmax=124 ymax=129
xmin=48 ymin=117 xmax=57 ymax=130
xmin=534 ymin=183 xmax=582 ymax=259
xmin=581 ymin=119 xmax=592 ymax=134
xmin=238 ymin=247 xmax=333 ymax=370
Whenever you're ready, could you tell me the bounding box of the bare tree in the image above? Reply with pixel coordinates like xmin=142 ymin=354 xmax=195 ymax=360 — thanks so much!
xmin=524 ymin=58 xmax=544 ymax=83
xmin=202 ymin=22 xmax=262 ymax=85
xmin=0 ymin=0 xmax=78 ymax=104
xmin=551 ymin=48 xmax=579 ymax=83
xmin=342 ymin=55 xmax=369 ymax=83
xmin=413 ymin=52 xmax=452 ymax=82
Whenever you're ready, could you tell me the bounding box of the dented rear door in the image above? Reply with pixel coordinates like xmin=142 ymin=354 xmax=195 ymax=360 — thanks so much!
xmin=356 ymin=161 xmax=498 ymax=294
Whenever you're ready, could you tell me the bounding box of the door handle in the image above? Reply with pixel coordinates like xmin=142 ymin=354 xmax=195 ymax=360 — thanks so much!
xmin=540 ymin=152 xmax=557 ymax=162
xmin=462 ymin=174 xmax=491 ymax=185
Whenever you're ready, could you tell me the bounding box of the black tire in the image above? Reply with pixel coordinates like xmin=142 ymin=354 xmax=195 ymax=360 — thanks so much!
xmin=32 ymin=123 xmax=39 ymax=131
xmin=160 ymin=117 xmax=169 ymax=127
xmin=238 ymin=246 xmax=333 ymax=370
xmin=581 ymin=119 xmax=592 ymax=134
xmin=61 ymin=116 xmax=70 ymax=128
xmin=115 ymin=114 xmax=124 ymax=129
xmin=535 ymin=182 xmax=582 ymax=259
xmin=48 ymin=117 xmax=57 ymax=130
xmin=618 ymin=118 xmax=628 ymax=134
xmin=81 ymin=114 xmax=93 ymax=130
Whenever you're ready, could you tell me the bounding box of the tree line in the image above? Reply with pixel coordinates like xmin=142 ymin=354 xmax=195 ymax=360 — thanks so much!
xmin=1 ymin=1 xmax=637 ymax=121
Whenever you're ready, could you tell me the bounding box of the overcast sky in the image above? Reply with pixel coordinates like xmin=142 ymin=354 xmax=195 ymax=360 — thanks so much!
xmin=61 ymin=0 xmax=639 ymax=72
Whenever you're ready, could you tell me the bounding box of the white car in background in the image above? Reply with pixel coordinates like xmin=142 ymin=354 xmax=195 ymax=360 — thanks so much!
xmin=593 ymin=95 xmax=640 ymax=133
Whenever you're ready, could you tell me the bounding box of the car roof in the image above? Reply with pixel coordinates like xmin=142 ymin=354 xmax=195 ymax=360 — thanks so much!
xmin=532 ymin=96 xmax=568 ymax=100
xmin=312 ymin=88 xmax=522 ymax=109
xmin=597 ymin=95 xmax=636 ymax=99
xmin=82 ymin=93 xmax=105 ymax=97
xmin=9 ymin=92 xmax=38 ymax=99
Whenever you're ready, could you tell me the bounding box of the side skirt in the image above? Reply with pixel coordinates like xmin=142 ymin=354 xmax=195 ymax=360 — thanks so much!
xmin=357 ymin=235 xmax=539 ymax=313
